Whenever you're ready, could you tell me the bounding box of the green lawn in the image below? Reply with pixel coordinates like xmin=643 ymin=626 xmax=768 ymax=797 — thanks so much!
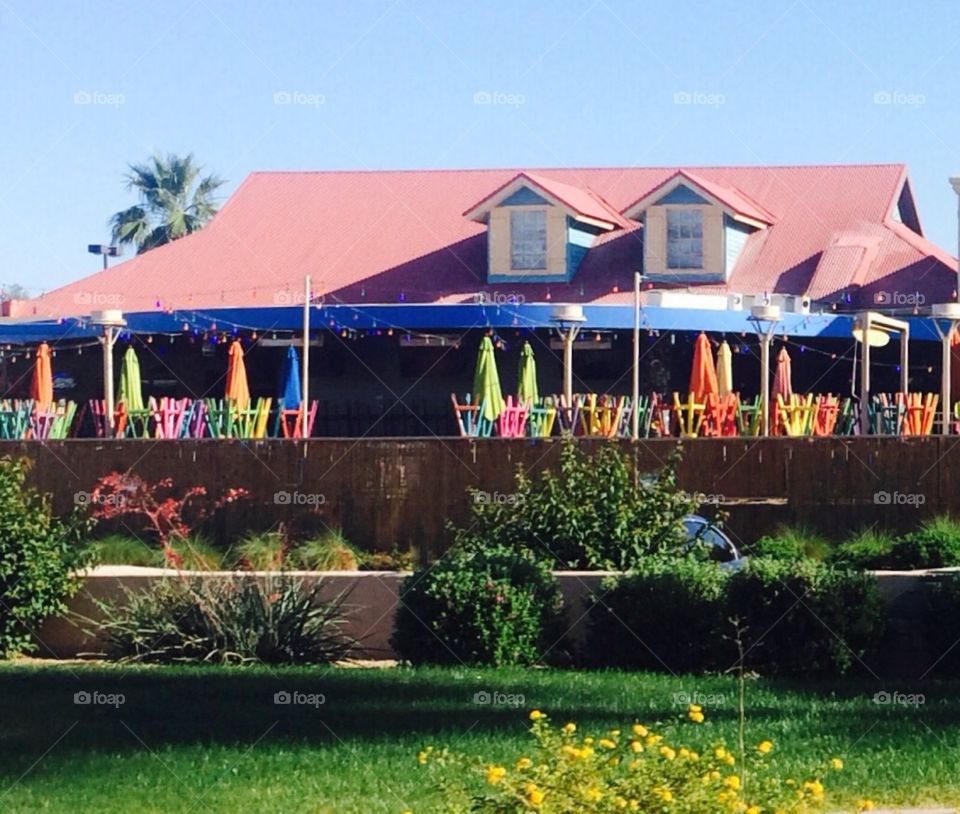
xmin=0 ymin=662 xmax=957 ymax=813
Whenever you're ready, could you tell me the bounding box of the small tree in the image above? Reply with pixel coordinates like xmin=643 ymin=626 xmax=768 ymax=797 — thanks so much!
xmin=452 ymin=439 xmax=697 ymax=570
xmin=0 ymin=458 xmax=92 ymax=657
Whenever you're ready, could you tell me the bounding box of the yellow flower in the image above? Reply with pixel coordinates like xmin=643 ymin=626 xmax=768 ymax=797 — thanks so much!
xmin=715 ymin=747 xmax=728 ymax=759
xmin=645 ymin=734 xmax=662 ymax=746
xmin=528 ymin=710 xmax=545 ymax=721
xmin=688 ymin=703 xmax=702 ymax=713
xmin=525 ymin=783 xmax=545 ymax=807
xmin=803 ymin=780 xmax=824 ymax=800
xmin=757 ymin=740 xmax=774 ymax=754
xmin=652 ymin=786 xmax=674 ymax=802
xmin=659 ymin=746 xmax=676 ymax=760
xmin=585 ymin=787 xmax=603 ymax=802
xmin=689 ymin=710 xmax=705 ymax=723
xmin=723 ymin=775 xmax=741 ymax=790
xmin=562 ymin=722 xmax=576 ymax=734
xmin=857 ymin=800 xmax=876 ymax=812
xmin=486 ymin=765 xmax=506 ymax=785
xmin=831 ymin=757 xmax=844 ymax=770
xmin=599 ymin=738 xmax=617 ymax=749
xmin=515 ymin=757 xmax=533 ymax=770
xmin=416 ymin=751 xmax=428 ymax=765
xmin=630 ymin=740 xmax=644 ymax=753
xmin=746 ymin=806 xmax=761 ymax=814
xmin=609 ymin=729 xmax=621 ymax=737
xmin=632 ymin=724 xmax=649 ymax=737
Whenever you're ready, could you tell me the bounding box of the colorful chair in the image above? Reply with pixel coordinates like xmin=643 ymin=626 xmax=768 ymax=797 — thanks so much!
xmin=498 ymin=396 xmax=529 ymax=438
xmin=672 ymin=392 xmax=707 ymax=438
xmin=526 ymin=398 xmax=557 ymax=438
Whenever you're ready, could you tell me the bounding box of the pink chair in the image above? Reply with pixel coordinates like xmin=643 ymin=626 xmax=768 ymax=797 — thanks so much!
xmin=497 ymin=396 xmax=530 ymax=438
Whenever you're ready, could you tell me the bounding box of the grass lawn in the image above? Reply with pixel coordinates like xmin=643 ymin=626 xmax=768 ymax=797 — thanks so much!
xmin=0 ymin=662 xmax=957 ymax=813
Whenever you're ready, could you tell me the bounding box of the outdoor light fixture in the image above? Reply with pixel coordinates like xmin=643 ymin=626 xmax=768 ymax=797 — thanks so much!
xmin=550 ymin=304 xmax=587 ymax=408
xmin=87 ymin=244 xmax=121 ymax=270
xmin=89 ymin=310 xmax=126 ymax=431
xmin=749 ymin=304 xmax=781 ymax=436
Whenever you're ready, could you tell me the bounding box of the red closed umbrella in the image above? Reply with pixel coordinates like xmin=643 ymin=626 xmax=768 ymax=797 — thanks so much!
xmin=772 ymin=347 xmax=793 ymax=400
xmin=689 ymin=333 xmax=719 ymax=401
xmin=31 ymin=343 xmax=53 ymax=409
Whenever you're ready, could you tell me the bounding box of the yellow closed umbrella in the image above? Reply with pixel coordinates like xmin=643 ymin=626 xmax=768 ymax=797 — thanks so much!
xmin=225 ymin=340 xmax=251 ymax=409
xmin=716 ymin=341 xmax=733 ymax=397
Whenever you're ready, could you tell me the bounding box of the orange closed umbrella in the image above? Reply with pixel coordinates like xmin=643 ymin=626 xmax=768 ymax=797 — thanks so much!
xmin=31 ymin=343 xmax=53 ymax=409
xmin=225 ymin=340 xmax=250 ymax=409
xmin=950 ymin=326 xmax=960 ymax=405
xmin=772 ymin=347 xmax=793 ymax=400
xmin=689 ymin=332 xmax=719 ymax=401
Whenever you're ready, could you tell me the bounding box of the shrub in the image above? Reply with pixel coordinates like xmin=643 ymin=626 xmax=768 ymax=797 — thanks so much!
xmin=392 ymin=544 xmax=564 ymax=666
xmin=359 ymin=546 xmax=417 ymax=571
xmin=888 ymin=515 xmax=960 ymax=569
xmin=587 ymin=557 xmax=731 ymax=671
xmin=232 ymin=531 xmax=287 ymax=570
xmin=419 ymin=709 xmax=845 ymax=813
xmin=86 ymin=534 xmax=161 ymax=567
xmin=92 ymin=574 xmax=351 ymax=664
xmin=728 ymin=558 xmax=883 ymax=677
xmin=0 ymin=457 xmax=92 ymax=657
xmin=829 ymin=527 xmax=897 ymax=570
xmin=289 ymin=529 xmax=359 ymax=570
xmin=747 ymin=525 xmax=830 ymax=561
xmin=584 ymin=557 xmax=883 ymax=676
xmin=452 ymin=440 xmax=696 ymax=570
xmin=165 ymin=535 xmax=225 ymax=570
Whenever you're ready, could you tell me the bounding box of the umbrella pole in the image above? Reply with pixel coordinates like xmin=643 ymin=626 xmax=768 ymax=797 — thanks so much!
xmin=302 ymin=275 xmax=311 ymax=440
xmin=632 ymin=271 xmax=641 ymax=440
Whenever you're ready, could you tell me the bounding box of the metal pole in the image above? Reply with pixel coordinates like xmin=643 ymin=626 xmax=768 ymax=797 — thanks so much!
xmin=103 ymin=327 xmax=115 ymax=433
xmin=760 ymin=333 xmax=770 ymax=436
xmin=900 ymin=326 xmax=909 ymax=396
xmin=301 ymin=275 xmax=311 ymax=437
xmin=632 ymin=272 xmax=641 ymax=440
xmin=563 ymin=329 xmax=575 ymax=406
xmin=943 ymin=324 xmax=952 ymax=436
xmin=860 ymin=314 xmax=871 ymax=435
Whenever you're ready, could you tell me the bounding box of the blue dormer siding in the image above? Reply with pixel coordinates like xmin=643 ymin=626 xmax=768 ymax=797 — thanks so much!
xmin=566 ymin=218 xmax=604 ymax=278
xmin=724 ymin=215 xmax=753 ymax=278
xmin=655 ymin=184 xmax=710 ymax=206
xmin=500 ymin=187 xmax=550 ymax=206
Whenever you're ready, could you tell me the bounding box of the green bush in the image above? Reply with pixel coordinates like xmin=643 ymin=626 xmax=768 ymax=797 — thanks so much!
xmin=391 ymin=544 xmax=564 ymax=666
xmin=232 ymin=531 xmax=286 ymax=570
xmin=86 ymin=534 xmax=160 ymax=567
xmin=728 ymin=558 xmax=883 ymax=676
xmin=584 ymin=557 xmax=883 ymax=676
xmin=888 ymin=515 xmax=960 ymax=569
xmin=587 ymin=557 xmax=731 ymax=671
xmin=289 ymin=529 xmax=359 ymax=570
xmin=829 ymin=527 xmax=897 ymax=570
xmin=748 ymin=525 xmax=830 ymax=561
xmin=452 ymin=440 xmax=696 ymax=570
xmin=166 ymin=535 xmax=225 ymax=570
xmin=359 ymin=546 xmax=417 ymax=571
xmin=0 ymin=457 xmax=91 ymax=657
xmin=92 ymin=574 xmax=351 ymax=664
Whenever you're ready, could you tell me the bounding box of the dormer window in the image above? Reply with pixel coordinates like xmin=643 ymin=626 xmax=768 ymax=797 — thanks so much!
xmin=667 ymin=208 xmax=704 ymax=269
xmin=510 ymin=209 xmax=547 ymax=270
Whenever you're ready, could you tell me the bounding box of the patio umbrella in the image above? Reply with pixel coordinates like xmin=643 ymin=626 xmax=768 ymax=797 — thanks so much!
xmin=772 ymin=347 xmax=793 ymax=400
xmin=472 ymin=336 xmax=505 ymax=422
xmin=225 ymin=340 xmax=251 ymax=408
xmin=278 ymin=345 xmax=302 ymax=408
xmin=689 ymin=332 xmax=719 ymax=401
xmin=30 ymin=342 xmax=53 ymax=409
xmin=716 ymin=340 xmax=733 ymax=397
xmin=517 ymin=341 xmax=539 ymax=405
xmin=118 ymin=347 xmax=144 ymax=410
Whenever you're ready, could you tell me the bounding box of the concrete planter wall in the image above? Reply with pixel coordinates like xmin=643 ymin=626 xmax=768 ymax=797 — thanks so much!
xmin=35 ymin=567 xmax=957 ymax=678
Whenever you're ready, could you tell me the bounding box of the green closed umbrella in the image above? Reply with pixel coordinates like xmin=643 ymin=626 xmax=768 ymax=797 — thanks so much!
xmin=472 ymin=336 xmax=505 ymax=422
xmin=118 ymin=347 xmax=144 ymax=410
xmin=517 ymin=341 xmax=539 ymax=405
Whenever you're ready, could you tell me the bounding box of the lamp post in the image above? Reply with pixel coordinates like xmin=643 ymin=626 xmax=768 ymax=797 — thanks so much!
xmin=749 ymin=304 xmax=781 ymax=437
xmin=931 ymin=303 xmax=960 ymax=435
xmin=89 ymin=309 xmax=126 ymax=432
xmin=87 ymin=244 xmax=121 ymax=270
xmin=550 ymin=304 xmax=587 ymax=408
xmin=950 ymin=178 xmax=960 ymax=302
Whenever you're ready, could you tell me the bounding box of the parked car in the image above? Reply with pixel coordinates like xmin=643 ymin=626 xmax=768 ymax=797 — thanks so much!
xmin=682 ymin=515 xmax=747 ymax=570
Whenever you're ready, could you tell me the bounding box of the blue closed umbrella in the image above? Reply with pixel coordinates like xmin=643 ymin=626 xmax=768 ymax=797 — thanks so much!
xmin=278 ymin=346 xmax=302 ymax=408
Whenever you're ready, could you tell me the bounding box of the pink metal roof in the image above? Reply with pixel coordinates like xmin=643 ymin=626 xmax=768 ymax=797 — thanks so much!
xmin=25 ymin=164 xmax=957 ymax=318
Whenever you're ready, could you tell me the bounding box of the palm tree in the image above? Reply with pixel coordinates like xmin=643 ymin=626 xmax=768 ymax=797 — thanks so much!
xmin=109 ymin=153 xmax=225 ymax=254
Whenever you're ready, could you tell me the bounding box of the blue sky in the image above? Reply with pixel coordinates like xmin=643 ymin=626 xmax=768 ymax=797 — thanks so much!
xmin=2 ymin=0 xmax=960 ymax=294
